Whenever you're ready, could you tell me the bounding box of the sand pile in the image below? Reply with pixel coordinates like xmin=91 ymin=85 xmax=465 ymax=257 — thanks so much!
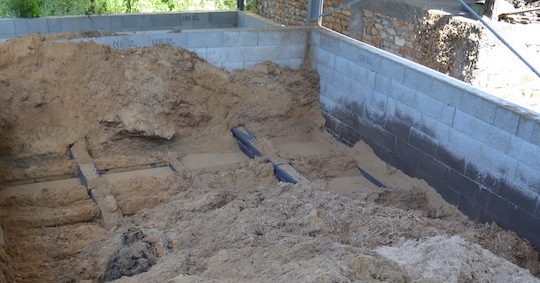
xmin=0 ymin=35 xmax=539 ymax=282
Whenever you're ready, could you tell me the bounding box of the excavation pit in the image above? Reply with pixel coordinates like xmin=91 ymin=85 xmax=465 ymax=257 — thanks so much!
xmin=1 ymin=11 xmax=540 ymax=282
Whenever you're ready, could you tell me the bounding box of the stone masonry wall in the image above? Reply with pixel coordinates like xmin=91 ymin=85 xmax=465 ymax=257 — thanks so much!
xmin=321 ymin=0 xmax=351 ymax=36
xmin=256 ymin=0 xmax=307 ymax=25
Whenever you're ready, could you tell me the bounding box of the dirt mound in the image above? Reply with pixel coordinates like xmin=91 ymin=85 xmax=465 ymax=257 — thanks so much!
xmin=0 ymin=35 xmax=539 ymax=282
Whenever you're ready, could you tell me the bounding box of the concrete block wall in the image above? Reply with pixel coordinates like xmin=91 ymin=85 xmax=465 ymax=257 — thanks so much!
xmin=64 ymin=27 xmax=308 ymax=71
xmin=311 ymin=26 xmax=540 ymax=248
xmin=0 ymin=11 xmax=273 ymax=40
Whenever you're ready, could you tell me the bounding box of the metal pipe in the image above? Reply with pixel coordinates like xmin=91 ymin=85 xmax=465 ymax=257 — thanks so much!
xmin=458 ymin=0 xmax=540 ymax=78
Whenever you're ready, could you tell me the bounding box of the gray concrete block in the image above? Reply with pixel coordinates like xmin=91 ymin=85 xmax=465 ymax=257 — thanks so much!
xmin=509 ymin=137 xmax=540 ymax=169
xmin=149 ymin=33 xmax=178 ymax=46
xmin=320 ymin=95 xmax=339 ymax=112
xmin=453 ymin=110 xmax=512 ymax=153
xmin=243 ymin=45 xmax=279 ymax=62
xmin=13 ymin=19 xmax=28 ymax=35
xmin=325 ymin=83 xmax=350 ymax=104
xmin=420 ymin=113 xmax=452 ymax=142
xmin=46 ymin=18 xmax=62 ymax=33
xmin=223 ymin=61 xmax=244 ymax=71
xmin=493 ymin=106 xmax=520 ymax=135
xmin=288 ymin=58 xmax=303 ymax=69
xmin=353 ymin=64 xmax=376 ymax=89
xmin=89 ymin=16 xmax=112 ymax=32
xmin=258 ymin=30 xmax=285 ymax=46
xmin=415 ymin=91 xmax=455 ymax=126
xmin=206 ymin=47 xmax=244 ymax=67
xmin=289 ymin=29 xmax=308 ymax=45
xmin=319 ymin=32 xmax=339 ymax=52
xmin=187 ymin=31 xmax=224 ymax=48
xmin=314 ymin=47 xmax=336 ymax=69
xmin=477 ymin=143 xmax=517 ymax=178
xmin=61 ymin=17 xmax=93 ymax=33
xmin=350 ymin=81 xmax=371 ymax=106
xmin=517 ymin=116 xmax=535 ymax=142
xmin=109 ymin=15 xmax=123 ymax=30
xmin=458 ymin=92 xmax=496 ymax=124
xmin=279 ymin=44 xmax=305 ymax=60
xmin=110 ymin=34 xmax=149 ymax=48
xmin=151 ymin=13 xmax=181 ymax=29
xmin=122 ymin=14 xmax=152 ymax=31
xmin=331 ymin=71 xmax=354 ymax=94
xmin=334 ymin=55 xmax=356 ymax=76
xmin=378 ymin=57 xmax=405 ymax=83
xmin=209 ymin=11 xmax=236 ymax=26
xmin=388 ymin=80 xmax=416 ymax=107
xmin=374 ymin=73 xmax=391 ymax=94
xmin=430 ymin=79 xmax=462 ymax=106
xmin=387 ymin=98 xmax=422 ymax=127
xmin=311 ymin=30 xmax=321 ymax=47
xmin=317 ymin=64 xmax=335 ymax=86
xmin=337 ymin=40 xmax=359 ymax=63
xmin=403 ymin=68 xmax=433 ymax=95
xmin=445 ymin=128 xmax=483 ymax=162
xmin=0 ymin=20 xmax=15 ymax=36
xmin=357 ymin=49 xmax=380 ymax=72
xmin=223 ymin=31 xmax=258 ymax=47
xmin=187 ymin=47 xmax=207 ymax=59
xmin=26 ymin=18 xmax=48 ymax=34
xmin=180 ymin=13 xmax=209 ymax=29
xmin=364 ymin=90 xmax=388 ymax=121
xmin=513 ymin=162 xmax=540 ymax=194
xmin=243 ymin=61 xmax=259 ymax=69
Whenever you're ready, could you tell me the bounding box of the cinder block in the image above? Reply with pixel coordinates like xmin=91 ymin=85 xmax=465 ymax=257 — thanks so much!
xmin=209 ymin=11 xmax=236 ymax=27
xmin=110 ymin=34 xmax=149 ymax=49
xmin=517 ymin=116 xmax=535 ymax=142
xmin=187 ymin=31 xmax=224 ymax=48
xmin=317 ymin=65 xmax=335 ymax=87
xmin=151 ymin=13 xmax=181 ymax=29
xmin=223 ymin=31 xmax=257 ymax=47
xmin=325 ymin=83 xmax=350 ymax=104
xmin=26 ymin=18 xmax=48 ymax=34
xmin=0 ymin=20 xmax=15 ymax=36
xmin=109 ymin=15 xmax=123 ymax=30
xmin=331 ymin=71 xmax=354 ymax=94
xmin=350 ymin=81 xmax=371 ymax=106
xmin=334 ymin=56 xmax=356 ymax=77
xmin=374 ymin=73 xmax=391 ymax=94
xmin=148 ymin=33 xmax=175 ymax=46
xmin=356 ymin=50 xmax=380 ymax=72
xmin=243 ymin=61 xmax=259 ymax=69
xmin=223 ymin=61 xmax=243 ymax=71
xmin=387 ymin=98 xmax=422 ymax=126
xmin=89 ymin=16 xmax=112 ymax=32
xmin=320 ymin=95 xmax=339 ymax=113
xmin=364 ymin=90 xmax=388 ymax=122
xmin=420 ymin=113 xmax=452 ymax=142
xmin=319 ymin=32 xmax=339 ymax=52
xmin=513 ymin=162 xmax=540 ymax=194
xmin=207 ymin=47 xmax=243 ymax=66
xmin=13 ymin=19 xmax=28 ymax=35
xmin=46 ymin=18 xmax=62 ymax=34
xmin=378 ymin=57 xmax=405 ymax=83
xmin=388 ymin=79 xmax=416 ymax=107
xmin=243 ymin=45 xmax=280 ymax=62
xmin=180 ymin=13 xmax=209 ymax=29
xmin=430 ymin=79 xmax=462 ymax=106
xmin=258 ymin=30 xmax=284 ymax=46
xmin=311 ymin=30 xmax=321 ymax=47
xmin=415 ymin=91 xmax=455 ymax=126
xmin=532 ymin=121 xmax=540 ymax=146
xmin=337 ymin=40 xmax=359 ymax=63
xmin=187 ymin=47 xmax=207 ymax=59
xmin=353 ymin=64 xmax=376 ymax=89
xmin=279 ymin=44 xmax=305 ymax=60
xmin=453 ymin=110 xmax=512 ymax=153
xmin=122 ymin=14 xmax=152 ymax=31
xmin=288 ymin=58 xmax=303 ymax=69
xmin=458 ymin=92 xmax=496 ymax=124
xmin=289 ymin=29 xmax=307 ymax=45
xmin=206 ymin=31 xmax=224 ymax=47
xmin=61 ymin=17 xmax=93 ymax=33
xmin=508 ymin=137 xmax=540 ymax=169
xmin=403 ymin=68 xmax=433 ymax=94
xmin=445 ymin=128 xmax=483 ymax=163
xmin=314 ymin=47 xmax=335 ymax=69
xmin=493 ymin=106 xmax=520 ymax=135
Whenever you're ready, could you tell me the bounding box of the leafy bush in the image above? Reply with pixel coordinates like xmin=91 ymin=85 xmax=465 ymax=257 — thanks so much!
xmin=5 ymin=0 xmax=40 ymax=17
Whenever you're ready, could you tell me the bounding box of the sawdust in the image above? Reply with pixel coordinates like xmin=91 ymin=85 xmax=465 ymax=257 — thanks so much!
xmin=0 ymin=35 xmax=539 ymax=282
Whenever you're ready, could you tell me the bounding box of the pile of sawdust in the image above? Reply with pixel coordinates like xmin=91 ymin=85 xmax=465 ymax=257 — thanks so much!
xmin=0 ymin=35 xmax=539 ymax=282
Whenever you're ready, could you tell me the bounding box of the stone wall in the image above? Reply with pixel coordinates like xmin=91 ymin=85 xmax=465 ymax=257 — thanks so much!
xmin=255 ymin=0 xmax=307 ymax=25
xmin=321 ymin=0 xmax=351 ymax=36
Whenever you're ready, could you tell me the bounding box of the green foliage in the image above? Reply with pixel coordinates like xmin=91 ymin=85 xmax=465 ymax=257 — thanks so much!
xmin=4 ymin=0 xmax=40 ymax=18
xmin=0 ymin=0 xmax=238 ymax=17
